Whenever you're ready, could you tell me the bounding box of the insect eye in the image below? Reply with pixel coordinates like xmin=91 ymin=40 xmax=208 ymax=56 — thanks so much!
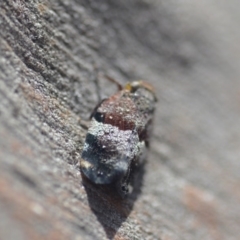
xmin=94 ymin=112 xmax=105 ymax=123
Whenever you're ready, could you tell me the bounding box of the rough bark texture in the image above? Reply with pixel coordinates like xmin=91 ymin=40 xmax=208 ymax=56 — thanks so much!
xmin=0 ymin=1 xmax=240 ymax=240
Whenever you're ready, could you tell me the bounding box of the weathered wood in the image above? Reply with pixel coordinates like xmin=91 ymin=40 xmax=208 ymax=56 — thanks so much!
xmin=1 ymin=1 xmax=240 ymax=239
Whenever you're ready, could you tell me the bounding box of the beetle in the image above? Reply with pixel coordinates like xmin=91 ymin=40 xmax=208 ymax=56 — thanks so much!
xmin=80 ymin=79 xmax=157 ymax=196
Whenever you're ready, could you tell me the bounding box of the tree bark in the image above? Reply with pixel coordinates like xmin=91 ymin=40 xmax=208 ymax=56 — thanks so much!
xmin=0 ymin=1 xmax=240 ymax=239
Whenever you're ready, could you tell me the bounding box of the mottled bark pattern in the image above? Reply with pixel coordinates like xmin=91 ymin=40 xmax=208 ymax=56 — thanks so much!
xmin=0 ymin=0 xmax=240 ymax=240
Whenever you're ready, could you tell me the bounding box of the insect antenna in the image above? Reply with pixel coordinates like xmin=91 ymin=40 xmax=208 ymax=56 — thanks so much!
xmin=104 ymin=75 xmax=123 ymax=91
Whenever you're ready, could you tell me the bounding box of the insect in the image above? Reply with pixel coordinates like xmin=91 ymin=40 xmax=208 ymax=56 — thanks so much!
xmin=80 ymin=79 xmax=157 ymax=196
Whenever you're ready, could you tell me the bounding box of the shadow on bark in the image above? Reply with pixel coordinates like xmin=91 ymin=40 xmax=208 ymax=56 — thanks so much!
xmin=81 ymin=164 xmax=145 ymax=239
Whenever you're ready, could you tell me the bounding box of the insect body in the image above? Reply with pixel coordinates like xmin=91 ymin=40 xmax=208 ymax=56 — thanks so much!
xmin=80 ymin=80 xmax=157 ymax=196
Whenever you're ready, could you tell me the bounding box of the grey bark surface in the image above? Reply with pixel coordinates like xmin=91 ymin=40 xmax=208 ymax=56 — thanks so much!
xmin=0 ymin=1 xmax=240 ymax=240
